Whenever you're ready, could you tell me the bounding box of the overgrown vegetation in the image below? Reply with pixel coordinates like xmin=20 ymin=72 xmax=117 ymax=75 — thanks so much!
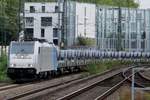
xmin=144 ymin=93 xmax=150 ymax=100
xmin=77 ymin=37 xmax=96 ymax=46
xmin=75 ymin=0 xmax=139 ymax=8
xmin=86 ymin=60 xmax=132 ymax=75
xmin=0 ymin=54 xmax=9 ymax=81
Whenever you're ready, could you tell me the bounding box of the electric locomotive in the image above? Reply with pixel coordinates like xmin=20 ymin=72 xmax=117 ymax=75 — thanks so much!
xmin=7 ymin=41 xmax=58 ymax=80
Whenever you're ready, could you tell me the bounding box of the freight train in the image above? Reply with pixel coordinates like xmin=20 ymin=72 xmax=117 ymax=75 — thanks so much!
xmin=7 ymin=40 xmax=150 ymax=81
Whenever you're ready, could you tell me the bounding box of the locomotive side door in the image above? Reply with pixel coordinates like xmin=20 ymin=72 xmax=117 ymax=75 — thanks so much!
xmin=38 ymin=47 xmax=51 ymax=72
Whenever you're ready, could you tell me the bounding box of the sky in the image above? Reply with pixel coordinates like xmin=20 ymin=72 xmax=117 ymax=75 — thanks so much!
xmin=139 ymin=0 xmax=150 ymax=9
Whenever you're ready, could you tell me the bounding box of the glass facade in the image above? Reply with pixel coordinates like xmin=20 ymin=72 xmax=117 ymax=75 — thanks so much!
xmin=96 ymin=6 xmax=150 ymax=52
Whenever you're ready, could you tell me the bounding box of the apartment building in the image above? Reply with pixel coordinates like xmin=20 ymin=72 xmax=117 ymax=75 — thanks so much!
xmin=23 ymin=2 xmax=62 ymax=45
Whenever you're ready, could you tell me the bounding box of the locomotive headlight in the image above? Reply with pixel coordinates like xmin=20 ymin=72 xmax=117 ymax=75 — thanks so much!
xmin=28 ymin=64 xmax=33 ymax=67
xmin=10 ymin=64 xmax=16 ymax=67
xmin=21 ymin=56 xmax=24 ymax=59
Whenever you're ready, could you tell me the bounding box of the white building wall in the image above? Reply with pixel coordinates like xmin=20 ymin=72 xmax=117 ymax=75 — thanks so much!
xmin=75 ymin=3 xmax=96 ymax=38
xmin=24 ymin=2 xmax=62 ymax=13
xmin=24 ymin=2 xmax=62 ymax=45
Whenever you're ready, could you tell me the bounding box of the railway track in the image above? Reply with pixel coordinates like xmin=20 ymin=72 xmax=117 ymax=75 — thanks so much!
xmin=56 ymin=66 xmax=150 ymax=100
xmin=0 ymin=67 xmax=127 ymax=100
xmin=0 ymin=79 xmax=53 ymax=92
xmin=139 ymin=71 xmax=150 ymax=81
xmin=122 ymin=67 xmax=144 ymax=87
xmin=57 ymin=73 xmax=125 ymax=100
xmin=1 ymin=65 xmax=149 ymax=100
xmin=56 ymin=70 xmax=133 ymax=100
xmin=0 ymin=84 xmax=20 ymax=91
xmin=18 ymin=67 xmax=128 ymax=100
xmin=0 ymin=73 xmax=84 ymax=100
xmin=123 ymin=65 xmax=150 ymax=87
xmin=0 ymin=83 xmax=10 ymax=87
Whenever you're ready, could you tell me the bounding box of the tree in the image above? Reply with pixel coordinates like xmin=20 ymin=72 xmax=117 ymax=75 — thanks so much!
xmin=75 ymin=0 xmax=138 ymax=8
xmin=0 ymin=0 xmax=19 ymax=46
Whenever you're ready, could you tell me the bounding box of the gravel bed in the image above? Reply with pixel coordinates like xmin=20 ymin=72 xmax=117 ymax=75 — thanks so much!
xmin=25 ymin=67 xmax=127 ymax=100
xmin=71 ymin=86 xmax=110 ymax=100
xmin=0 ymin=73 xmax=84 ymax=100
xmin=70 ymin=74 xmax=124 ymax=100
xmin=139 ymin=70 xmax=150 ymax=80
xmin=0 ymin=83 xmax=9 ymax=87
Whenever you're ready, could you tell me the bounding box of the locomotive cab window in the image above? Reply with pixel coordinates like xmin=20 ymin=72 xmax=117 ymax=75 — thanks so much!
xmin=10 ymin=42 xmax=34 ymax=54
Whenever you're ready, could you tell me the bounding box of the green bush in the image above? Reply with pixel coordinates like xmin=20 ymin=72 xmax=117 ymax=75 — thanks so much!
xmin=86 ymin=60 xmax=132 ymax=75
xmin=144 ymin=93 xmax=150 ymax=100
xmin=0 ymin=54 xmax=10 ymax=81
xmin=77 ymin=37 xmax=96 ymax=46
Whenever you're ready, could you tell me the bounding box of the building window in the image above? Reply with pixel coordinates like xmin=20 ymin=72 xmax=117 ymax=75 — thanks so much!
xmin=53 ymin=28 xmax=58 ymax=37
xmin=137 ymin=13 xmax=142 ymax=19
xmin=30 ymin=6 xmax=35 ymax=13
xmin=42 ymin=6 xmax=45 ymax=13
xmin=25 ymin=17 xmax=34 ymax=26
xmin=121 ymin=32 xmax=125 ymax=39
xmin=41 ymin=17 xmax=52 ymax=26
xmin=55 ymin=6 xmax=59 ymax=12
xmin=25 ymin=28 xmax=34 ymax=40
xmin=131 ymin=40 xmax=137 ymax=49
xmin=141 ymin=23 xmax=145 ymax=31
xmin=41 ymin=29 xmax=45 ymax=37
xmin=53 ymin=39 xmax=58 ymax=45
xmin=121 ymin=14 xmax=126 ymax=21
xmin=131 ymin=32 xmax=137 ymax=39
xmin=141 ymin=41 xmax=145 ymax=50
xmin=131 ymin=23 xmax=136 ymax=32
xmin=141 ymin=31 xmax=146 ymax=39
xmin=122 ymin=23 xmax=125 ymax=32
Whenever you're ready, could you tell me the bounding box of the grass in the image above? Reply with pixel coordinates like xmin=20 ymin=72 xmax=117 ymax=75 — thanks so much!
xmin=86 ymin=60 xmax=132 ymax=75
xmin=144 ymin=93 xmax=150 ymax=100
xmin=119 ymin=85 xmax=144 ymax=100
xmin=0 ymin=54 xmax=10 ymax=82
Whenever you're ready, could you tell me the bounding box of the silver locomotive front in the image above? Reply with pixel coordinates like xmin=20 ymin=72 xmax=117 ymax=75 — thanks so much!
xmin=7 ymin=41 xmax=36 ymax=80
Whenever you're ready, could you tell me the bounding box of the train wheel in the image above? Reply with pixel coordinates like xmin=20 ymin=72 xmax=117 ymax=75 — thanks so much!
xmin=47 ymin=71 xmax=51 ymax=79
xmin=57 ymin=70 xmax=62 ymax=76
xmin=43 ymin=72 xmax=48 ymax=79
xmin=51 ymin=71 xmax=56 ymax=77
xmin=70 ymin=67 xmax=75 ymax=73
xmin=77 ymin=67 xmax=81 ymax=72
xmin=38 ymin=72 xmax=44 ymax=79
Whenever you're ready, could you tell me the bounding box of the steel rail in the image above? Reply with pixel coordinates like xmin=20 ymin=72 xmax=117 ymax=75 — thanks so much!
xmin=57 ymin=73 xmax=125 ymax=100
xmin=10 ymin=67 xmax=126 ymax=100
xmin=57 ymin=66 xmax=142 ymax=100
